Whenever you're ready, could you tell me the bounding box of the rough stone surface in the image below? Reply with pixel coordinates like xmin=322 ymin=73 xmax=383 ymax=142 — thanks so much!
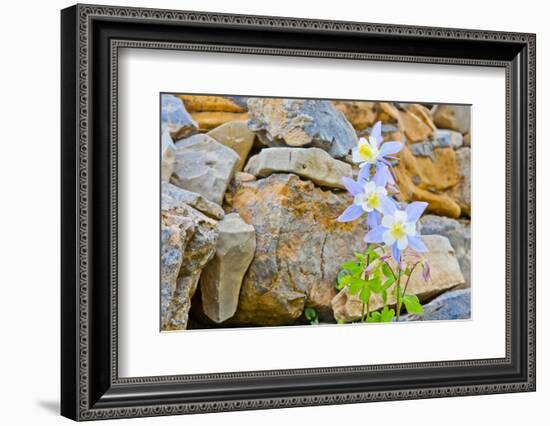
xmin=200 ymin=213 xmax=256 ymax=323
xmin=332 ymin=101 xmax=377 ymax=131
xmin=331 ymin=235 xmax=466 ymax=323
xmin=247 ymin=98 xmax=358 ymax=158
xmin=161 ymin=94 xmax=198 ymax=140
xmin=225 ymin=174 xmax=369 ymax=325
xmin=394 ymin=144 xmax=462 ymax=218
xmin=162 ymin=182 xmax=224 ymax=220
xmin=161 ymin=203 xmax=219 ymax=331
xmin=432 ymin=105 xmax=471 ymax=134
xmin=207 ymin=121 xmax=256 ymax=171
xmin=434 ymin=129 xmax=464 ymax=150
xmin=244 ymin=147 xmax=352 ymax=189
xmin=406 ymin=288 xmax=471 ymax=321
xmin=449 ymin=147 xmax=471 ymax=216
xmin=161 ymin=129 xmax=176 ymax=181
xmin=419 ymin=215 xmax=471 ymax=286
xmin=171 ymin=134 xmax=240 ymax=205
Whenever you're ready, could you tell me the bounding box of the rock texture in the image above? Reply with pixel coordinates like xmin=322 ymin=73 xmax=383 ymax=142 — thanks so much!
xmin=449 ymin=147 xmax=471 ymax=216
xmin=161 ymin=203 xmax=219 ymax=331
xmin=200 ymin=213 xmax=256 ymax=323
xmin=178 ymin=95 xmax=247 ymax=113
xmin=226 ymin=173 xmax=369 ymax=325
xmin=434 ymin=129 xmax=464 ymax=150
xmin=244 ymin=147 xmax=352 ymax=189
xmin=207 ymin=121 xmax=256 ymax=171
xmin=394 ymin=144 xmax=462 ymax=218
xmin=405 ymin=288 xmax=471 ymax=321
xmin=332 ymin=101 xmax=377 ymax=131
xmin=419 ymin=214 xmax=471 ymax=286
xmin=331 ymin=235 xmax=466 ymax=323
xmin=162 ymin=182 xmax=224 ymax=220
xmin=247 ymin=98 xmax=358 ymax=158
xmin=161 ymin=94 xmax=198 ymax=140
xmin=171 ymin=134 xmax=239 ymax=205
xmin=161 ymin=129 xmax=176 ymax=181
xmin=432 ymin=105 xmax=471 ymax=134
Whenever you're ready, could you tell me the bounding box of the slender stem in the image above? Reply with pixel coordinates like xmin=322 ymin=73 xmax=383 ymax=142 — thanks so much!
xmin=396 ymin=269 xmax=402 ymax=322
xmin=402 ymin=261 xmax=422 ymax=298
xmin=361 ymin=302 xmax=366 ymax=323
xmin=366 ymin=300 xmax=370 ymax=323
xmin=380 ymin=259 xmax=398 ymax=281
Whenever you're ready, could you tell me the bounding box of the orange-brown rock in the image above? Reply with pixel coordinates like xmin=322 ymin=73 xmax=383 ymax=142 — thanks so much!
xmin=375 ymin=103 xmax=435 ymax=143
xmin=190 ymin=112 xmax=249 ymax=131
xmin=394 ymin=144 xmax=462 ymax=218
xmin=225 ymin=173 xmax=369 ymax=325
xmin=178 ymin=95 xmax=246 ymax=113
xmin=332 ymin=101 xmax=377 ymax=131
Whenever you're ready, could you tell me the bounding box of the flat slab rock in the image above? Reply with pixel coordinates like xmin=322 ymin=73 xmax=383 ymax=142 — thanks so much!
xmin=171 ymin=134 xmax=239 ymax=206
xmin=207 ymin=120 xmax=256 ymax=171
xmin=404 ymin=288 xmax=471 ymax=321
xmin=225 ymin=173 xmax=370 ymax=326
xmin=162 ymin=181 xmax=224 ymax=220
xmin=244 ymin=147 xmax=352 ymax=189
xmin=161 ymin=94 xmax=198 ymax=140
xmin=200 ymin=213 xmax=256 ymax=323
xmin=331 ymin=235 xmax=466 ymax=323
xmin=247 ymin=98 xmax=358 ymax=158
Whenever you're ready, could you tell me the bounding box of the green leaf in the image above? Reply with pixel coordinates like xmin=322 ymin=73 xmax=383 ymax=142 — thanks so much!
xmin=367 ymin=276 xmax=382 ymax=293
xmin=382 ymin=290 xmax=388 ymax=305
xmin=304 ymin=307 xmax=317 ymax=321
xmin=403 ymin=294 xmax=423 ymax=315
xmin=382 ymin=275 xmax=396 ymax=290
xmin=381 ymin=262 xmax=393 ymax=278
xmin=336 ymin=271 xmax=352 ymax=289
xmin=341 ymin=261 xmax=361 ymax=275
xmin=403 ymin=266 xmax=411 ymax=276
xmin=348 ymin=277 xmax=365 ymax=295
xmin=359 ymin=286 xmax=371 ymax=304
xmin=337 ymin=319 xmax=344 ymax=325
xmin=380 ymin=306 xmax=395 ymax=322
xmin=354 ymin=252 xmax=366 ymax=263
xmin=367 ymin=311 xmax=381 ymax=323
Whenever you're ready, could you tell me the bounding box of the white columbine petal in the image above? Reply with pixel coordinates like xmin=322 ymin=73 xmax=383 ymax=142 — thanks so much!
xmin=397 ymin=236 xmax=408 ymax=250
xmin=382 ymin=214 xmax=395 ymax=228
xmin=405 ymin=222 xmax=417 ymax=236
xmin=382 ymin=230 xmax=396 ymax=246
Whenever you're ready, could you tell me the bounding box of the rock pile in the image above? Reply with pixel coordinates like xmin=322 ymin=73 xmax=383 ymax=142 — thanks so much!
xmin=160 ymin=94 xmax=472 ymax=330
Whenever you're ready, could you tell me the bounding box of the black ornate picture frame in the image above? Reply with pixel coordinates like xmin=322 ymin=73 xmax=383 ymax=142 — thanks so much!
xmin=61 ymin=4 xmax=536 ymax=421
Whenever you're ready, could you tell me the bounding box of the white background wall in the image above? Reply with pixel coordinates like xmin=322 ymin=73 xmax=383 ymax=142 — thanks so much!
xmin=0 ymin=0 xmax=546 ymax=424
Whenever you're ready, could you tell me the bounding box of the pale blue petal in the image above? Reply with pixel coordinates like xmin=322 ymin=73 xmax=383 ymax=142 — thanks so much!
xmin=358 ymin=164 xmax=372 ymax=183
xmin=373 ymin=166 xmax=389 ymax=187
xmin=408 ymin=235 xmax=428 ymax=252
xmin=405 ymin=201 xmax=429 ymax=223
xmin=380 ymin=196 xmax=397 ymax=216
xmin=337 ymin=204 xmax=363 ymax=222
xmin=391 ymin=244 xmax=401 ymax=262
xmin=342 ymin=177 xmax=364 ymax=196
xmin=379 ymin=141 xmax=403 ymax=157
xmin=371 ymin=121 xmax=382 ymax=147
xmin=367 ymin=210 xmax=381 ymax=228
xmin=364 ymin=225 xmax=386 ymax=243
xmin=376 ymin=162 xmax=396 ymax=185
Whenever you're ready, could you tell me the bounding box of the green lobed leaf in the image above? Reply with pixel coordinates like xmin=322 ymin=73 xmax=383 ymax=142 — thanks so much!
xmin=367 ymin=312 xmax=381 ymax=323
xmin=341 ymin=261 xmax=361 ymax=275
xmin=304 ymin=307 xmax=317 ymax=321
xmin=381 ymin=262 xmax=393 ymax=278
xmin=348 ymin=277 xmax=365 ymax=295
xmin=367 ymin=276 xmax=382 ymax=293
xmin=403 ymin=294 xmax=423 ymax=315
xmin=380 ymin=306 xmax=395 ymax=322
xmin=359 ymin=286 xmax=371 ymax=304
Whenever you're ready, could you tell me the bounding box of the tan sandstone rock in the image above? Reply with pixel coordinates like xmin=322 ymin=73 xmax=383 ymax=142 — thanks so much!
xmin=244 ymin=147 xmax=352 ymax=189
xmin=200 ymin=213 xmax=256 ymax=323
xmin=207 ymin=121 xmax=256 ymax=171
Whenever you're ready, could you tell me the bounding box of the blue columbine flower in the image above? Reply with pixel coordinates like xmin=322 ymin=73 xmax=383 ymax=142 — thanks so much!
xmin=351 ymin=121 xmax=403 ymax=185
xmin=337 ymin=167 xmax=394 ymax=228
xmin=364 ymin=200 xmax=429 ymax=261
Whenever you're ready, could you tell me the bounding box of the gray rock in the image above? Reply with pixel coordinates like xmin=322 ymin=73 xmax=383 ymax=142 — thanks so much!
xmin=331 ymin=235 xmax=466 ymax=323
xmin=419 ymin=214 xmax=470 ymax=286
xmin=200 ymin=213 xmax=256 ymax=323
xmin=434 ymin=128 xmax=463 ymax=149
xmin=161 ymin=94 xmax=198 ymax=140
xmin=244 ymin=147 xmax=352 ymax=189
xmin=207 ymin=121 xmax=255 ymax=171
xmin=432 ymin=105 xmax=471 ymax=134
xmin=161 ymin=129 xmax=176 ymax=181
xmin=247 ymin=98 xmax=358 ymax=158
xmin=171 ymin=134 xmax=240 ymax=205
xmin=406 ymin=288 xmax=471 ymax=321
xmin=161 ymin=203 xmax=219 ymax=331
xmin=162 ymin=182 xmax=224 ymax=220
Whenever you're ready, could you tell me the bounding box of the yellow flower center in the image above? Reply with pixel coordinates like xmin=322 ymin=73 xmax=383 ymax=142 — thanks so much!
xmin=358 ymin=143 xmax=375 ymax=161
xmin=390 ymin=222 xmax=406 ymax=241
xmin=367 ymin=193 xmax=380 ymax=210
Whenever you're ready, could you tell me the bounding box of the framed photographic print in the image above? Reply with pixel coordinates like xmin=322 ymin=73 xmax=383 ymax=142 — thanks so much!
xmin=61 ymin=4 xmax=536 ymax=421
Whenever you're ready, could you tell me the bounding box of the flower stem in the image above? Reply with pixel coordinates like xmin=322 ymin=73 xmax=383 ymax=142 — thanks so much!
xmin=396 ymin=270 xmax=402 ymax=322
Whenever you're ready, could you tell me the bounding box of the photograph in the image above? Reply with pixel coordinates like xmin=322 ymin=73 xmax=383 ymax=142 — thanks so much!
xmin=160 ymin=94 xmax=472 ymax=331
